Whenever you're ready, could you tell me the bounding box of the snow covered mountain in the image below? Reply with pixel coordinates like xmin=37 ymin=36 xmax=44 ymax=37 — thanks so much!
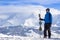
xmin=0 ymin=5 xmax=60 ymax=40
xmin=53 ymin=14 xmax=60 ymax=26
xmin=0 ymin=5 xmax=60 ymax=27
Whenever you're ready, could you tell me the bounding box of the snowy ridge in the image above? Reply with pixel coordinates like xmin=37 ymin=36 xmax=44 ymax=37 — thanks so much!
xmin=0 ymin=25 xmax=60 ymax=40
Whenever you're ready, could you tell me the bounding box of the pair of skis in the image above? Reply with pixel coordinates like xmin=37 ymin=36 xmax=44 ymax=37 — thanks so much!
xmin=38 ymin=14 xmax=42 ymax=31
xmin=38 ymin=14 xmax=42 ymax=38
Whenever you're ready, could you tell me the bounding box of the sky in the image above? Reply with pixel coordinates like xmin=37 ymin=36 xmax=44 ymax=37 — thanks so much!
xmin=0 ymin=0 xmax=60 ymax=10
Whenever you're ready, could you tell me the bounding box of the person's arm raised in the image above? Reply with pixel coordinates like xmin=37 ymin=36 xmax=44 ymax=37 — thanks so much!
xmin=39 ymin=14 xmax=44 ymax=21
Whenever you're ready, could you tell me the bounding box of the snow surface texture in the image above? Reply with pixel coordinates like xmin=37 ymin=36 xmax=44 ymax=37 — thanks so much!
xmin=0 ymin=5 xmax=60 ymax=40
xmin=0 ymin=25 xmax=60 ymax=40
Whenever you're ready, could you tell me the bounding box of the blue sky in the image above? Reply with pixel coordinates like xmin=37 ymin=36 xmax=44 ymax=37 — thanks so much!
xmin=0 ymin=0 xmax=60 ymax=10
xmin=43 ymin=3 xmax=60 ymax=10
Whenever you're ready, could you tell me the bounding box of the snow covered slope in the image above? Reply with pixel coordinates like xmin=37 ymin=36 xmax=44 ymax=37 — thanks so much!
xmin=0 ymin=25 xmax=60 ymax=40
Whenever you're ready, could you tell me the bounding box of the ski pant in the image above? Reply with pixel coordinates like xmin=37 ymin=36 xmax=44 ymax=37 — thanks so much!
xmin=44 ymin=23 xmax=51 ymax=38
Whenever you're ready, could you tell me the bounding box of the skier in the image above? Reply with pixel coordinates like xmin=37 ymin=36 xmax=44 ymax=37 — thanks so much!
xmin=40 ymin=8 xmax=52 ymax=38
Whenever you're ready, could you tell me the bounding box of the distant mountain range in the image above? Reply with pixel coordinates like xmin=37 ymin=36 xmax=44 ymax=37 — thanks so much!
xmin=0 ymin=5 xmax=60 ymax=27
xmin=53 ymin=14 xmax=60 ymax=26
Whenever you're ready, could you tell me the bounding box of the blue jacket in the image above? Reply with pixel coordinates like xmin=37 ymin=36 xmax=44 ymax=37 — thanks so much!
xmin=44 ymin=12 xmax=52 ymax=24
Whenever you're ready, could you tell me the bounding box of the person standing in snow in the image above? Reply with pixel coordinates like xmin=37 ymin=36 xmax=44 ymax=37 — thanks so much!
xmin=40 ymin=8 xmax=52 ymax=38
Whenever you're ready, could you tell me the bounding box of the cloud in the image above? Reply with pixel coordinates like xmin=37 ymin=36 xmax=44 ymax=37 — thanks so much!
xmin=0 ymin=15 xmax=9 ymax=19
xmin=0 ymin=5 xmax=60 ymax=17
xmin=0 ymin=5 xmax=46 ymax=18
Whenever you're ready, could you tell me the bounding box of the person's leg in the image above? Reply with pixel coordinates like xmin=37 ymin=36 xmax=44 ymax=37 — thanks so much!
xmin=48 ymin=28 xmax=51 ymax=38
xmin=44 ymin=24 xmax=47 ymax=38
xmin=48 ymin=24 xmax=51 ymax=38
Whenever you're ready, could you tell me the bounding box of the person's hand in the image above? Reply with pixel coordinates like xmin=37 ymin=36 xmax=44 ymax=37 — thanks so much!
xmin=39 ymin=18 xmax=41 ymax=20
